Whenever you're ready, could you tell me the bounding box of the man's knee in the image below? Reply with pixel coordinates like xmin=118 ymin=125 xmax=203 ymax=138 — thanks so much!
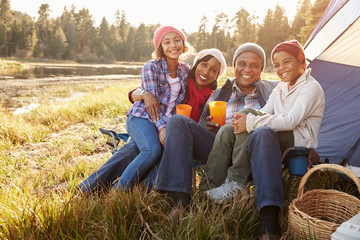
xmin=238 ymin=107 xmax=253 ymax=114
xmin=217 ymin=124 xmax=234 ymax=137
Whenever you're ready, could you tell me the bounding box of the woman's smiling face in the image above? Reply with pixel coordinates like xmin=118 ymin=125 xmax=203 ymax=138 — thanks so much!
xmin=194 ymin=57 xmax=220 ymax=90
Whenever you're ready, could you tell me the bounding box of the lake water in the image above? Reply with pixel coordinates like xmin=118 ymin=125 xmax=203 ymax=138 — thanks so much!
xmin=0 ymin=62 xmax=142 ymax=112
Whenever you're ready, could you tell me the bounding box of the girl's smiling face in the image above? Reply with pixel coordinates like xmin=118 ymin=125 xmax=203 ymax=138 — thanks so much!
xmin=273 ymin=51 xmax=305 ymax=87
xmin=194 ymin=57 xmax=220 ymax=90
xmin=160 ymin=32 xmax=184 ymax=60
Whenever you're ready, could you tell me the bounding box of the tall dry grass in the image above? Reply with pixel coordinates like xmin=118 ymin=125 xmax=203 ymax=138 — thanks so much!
xmin=0 ymin=74 xmax=358 ymax=239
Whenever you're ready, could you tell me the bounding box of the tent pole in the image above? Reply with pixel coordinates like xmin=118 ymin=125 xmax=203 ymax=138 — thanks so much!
xmin=339 ymin=133 xmax=360 ymax=166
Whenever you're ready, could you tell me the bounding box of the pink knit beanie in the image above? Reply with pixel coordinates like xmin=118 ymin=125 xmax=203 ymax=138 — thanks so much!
xmin=153 ymin=26 xmax=186 ymax=49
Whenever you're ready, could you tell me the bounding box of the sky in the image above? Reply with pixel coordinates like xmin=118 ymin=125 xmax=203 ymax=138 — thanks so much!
xmin=10 ymin=0 xmax=307 ymax=34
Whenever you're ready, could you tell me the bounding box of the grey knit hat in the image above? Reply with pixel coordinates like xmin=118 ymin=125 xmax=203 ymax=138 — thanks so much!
xmin=232 ymin=43 xmax=266 ymax=69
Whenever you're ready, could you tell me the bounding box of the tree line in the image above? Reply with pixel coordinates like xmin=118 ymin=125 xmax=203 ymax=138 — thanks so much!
xmin=0 ymin=0 xmax=330 ymax=65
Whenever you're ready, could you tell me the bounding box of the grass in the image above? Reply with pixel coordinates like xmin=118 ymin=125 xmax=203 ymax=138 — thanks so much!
xmin=0 ymin=59 xmax=25 ymax=71
xmin=0 ymin=74 xmax=358 ymax=239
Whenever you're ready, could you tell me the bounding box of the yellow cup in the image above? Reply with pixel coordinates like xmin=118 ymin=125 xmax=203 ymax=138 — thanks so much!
xmin=176 ymin=104 xmax=192 ymax=118
xmin=209 ymin=101 xmax=227 ymax=126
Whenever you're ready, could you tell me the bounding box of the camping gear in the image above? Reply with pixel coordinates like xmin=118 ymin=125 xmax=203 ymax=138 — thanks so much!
xmin=99 ymin=128 xmax=129 ymax=154
xmin=303 ymin=0 xmax=360 ymax=172
xmin=282 ymin=147 xmax=309 ymax=176
xmin=331 ymin=212 xmax=360 ymax=240
xmin=288 ymin=164 xmax=360 ymax=239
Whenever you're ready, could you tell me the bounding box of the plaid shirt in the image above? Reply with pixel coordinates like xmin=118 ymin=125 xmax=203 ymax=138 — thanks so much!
xmin=127 ymin=58 xmax=189 ymax=131
xmin=204 ymin=80 xmax=261 ymax=125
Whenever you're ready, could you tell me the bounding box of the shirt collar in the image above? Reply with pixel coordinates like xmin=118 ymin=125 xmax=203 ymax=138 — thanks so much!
xmin=281 ymin=68 xmax=311 ymax=92
xmin=231 ymin=78 xmax=259 ymax=96
xmin=160 ymin=57 xmax=171 ymax=75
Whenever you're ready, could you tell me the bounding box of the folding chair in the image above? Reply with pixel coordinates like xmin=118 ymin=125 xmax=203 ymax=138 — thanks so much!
xmin=99 ymin=128 xmax=130 ymax=154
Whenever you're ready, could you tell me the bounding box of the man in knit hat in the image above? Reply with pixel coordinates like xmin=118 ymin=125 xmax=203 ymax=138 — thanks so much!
xmin=205 ymin=40 xmax=323 ymax=240
xmin=151 ymin=43 xmax=279 ymax=221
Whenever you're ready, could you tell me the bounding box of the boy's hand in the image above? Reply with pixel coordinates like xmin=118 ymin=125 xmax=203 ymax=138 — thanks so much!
xmin=204 ymin=116 xmax=220 ymax=133
xmin=232 ymin=113 xmax=247 ymax=134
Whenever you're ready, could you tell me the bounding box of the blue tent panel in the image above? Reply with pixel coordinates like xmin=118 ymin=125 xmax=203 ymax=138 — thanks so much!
xmin=309 ymin=59 xmax=360 ymax=166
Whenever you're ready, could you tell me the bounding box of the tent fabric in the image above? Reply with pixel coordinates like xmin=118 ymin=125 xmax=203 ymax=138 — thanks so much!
xmin=304 ymin=0 xmax=360 ymax=167
xmin=317 ymin=18 xmax=360 ymax=67
xmin=306 ymin=0 xmax=347 ymax=43
xmin=304 ymin=0 xmax=360 ymax=62
xmin=308 ymin=59 xmax=360 ymax=166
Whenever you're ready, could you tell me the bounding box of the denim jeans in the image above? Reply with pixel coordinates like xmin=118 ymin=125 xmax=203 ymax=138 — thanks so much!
xmin=115 ymin=114 xmax=162 ymax=190
xmin=150 ymin=115 xmax=216 ymax=195
xmin=247 ymin=127 xmax=293 ymax=211
xmin=79 ymin=139 xmax=140 ymax=195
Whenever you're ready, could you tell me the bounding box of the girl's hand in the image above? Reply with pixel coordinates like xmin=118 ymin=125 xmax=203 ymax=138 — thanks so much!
xmin=158 ymin=127 xmax=166 ymax=147
xmin=232 ymin=113 xmax=247 ymax=134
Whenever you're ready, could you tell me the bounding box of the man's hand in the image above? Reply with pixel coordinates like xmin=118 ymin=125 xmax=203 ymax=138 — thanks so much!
xmin=158 ymin=127 xmax=166 ymax=147
xmin=204 ymin=115 xmax=220 ymax=133
xmin=143 ymin=91 xmax=160 ymax=122
xmin=307 ymin=149 xmax=320 ymax=170
xmin=232 ymin=112 xmax=247 ymax=134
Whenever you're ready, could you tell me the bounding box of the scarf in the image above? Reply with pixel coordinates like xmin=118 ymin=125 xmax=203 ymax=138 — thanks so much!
xmin=185 ymin=77 xmax=213 ymax=122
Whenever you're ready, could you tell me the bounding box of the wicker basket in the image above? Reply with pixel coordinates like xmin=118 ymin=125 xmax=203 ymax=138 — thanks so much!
xmin=288 ymin=164 xmax=360 ymax=239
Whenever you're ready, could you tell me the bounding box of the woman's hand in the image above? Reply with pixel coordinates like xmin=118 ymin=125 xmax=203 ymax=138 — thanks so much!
xmin=158 ymin=127 xmax=166 ymax=147
xmin=130 ymin=89 xmax=161 ymax=122
xmin=143 ymin=91 xmax=161 ymax=122
xmin=232 ymin=112 xmax=247 ymax=134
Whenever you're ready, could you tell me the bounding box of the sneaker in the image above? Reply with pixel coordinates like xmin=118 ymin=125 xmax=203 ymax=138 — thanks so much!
xmin=205 ymin=179 xmax=244 ymax=203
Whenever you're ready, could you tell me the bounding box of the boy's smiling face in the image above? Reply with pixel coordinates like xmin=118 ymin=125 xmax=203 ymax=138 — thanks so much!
xmin=273 ymin=51 xmax=305 ymax=88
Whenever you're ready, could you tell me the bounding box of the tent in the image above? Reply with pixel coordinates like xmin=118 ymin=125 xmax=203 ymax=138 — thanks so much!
xmin=303 ymin=0 xmax=360 ymax=173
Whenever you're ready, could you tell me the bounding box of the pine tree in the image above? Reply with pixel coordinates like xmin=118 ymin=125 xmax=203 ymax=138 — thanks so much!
xmin=291 ymin=0 xmax=312 ymax=40
xmin=36 ymin=4 xmax=51 ymax=56
xmin=49 ymin=24 xmax=68 ymax=59
xmin=194 ymin=15 xmax=208 ymax=51
xmin=232 ymin=8 xmax=256 ymax=45
xmin=0 ymin=0 xmax=13 ymax=56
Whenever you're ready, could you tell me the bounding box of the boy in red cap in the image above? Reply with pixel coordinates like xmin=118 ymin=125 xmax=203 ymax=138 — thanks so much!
xmin=204 ymin=40 xmax=325 ymax=239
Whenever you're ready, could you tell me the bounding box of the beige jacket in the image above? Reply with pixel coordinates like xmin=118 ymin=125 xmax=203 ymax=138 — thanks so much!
xmin=246 ymin=69 xmax=325 ymax=148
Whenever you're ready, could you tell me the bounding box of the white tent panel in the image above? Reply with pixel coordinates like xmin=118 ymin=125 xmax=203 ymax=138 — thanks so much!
xmin=305 ymin=0 xmax=360 ymax=61
xmin=318 ymin=18 xmax=360 ymax=67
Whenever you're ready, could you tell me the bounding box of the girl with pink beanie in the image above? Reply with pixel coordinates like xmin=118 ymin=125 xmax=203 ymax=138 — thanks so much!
xmin=119 ymin=25 xmax=190 ymax=190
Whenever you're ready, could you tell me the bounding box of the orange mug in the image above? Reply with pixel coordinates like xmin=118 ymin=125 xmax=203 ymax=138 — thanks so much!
xmin=176 ymin=104 xmax=192 ymax=118
xmin=209 ymin=101 xmax=227 ymax=126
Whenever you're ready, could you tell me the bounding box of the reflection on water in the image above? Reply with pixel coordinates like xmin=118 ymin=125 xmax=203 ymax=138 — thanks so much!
xmin=0 ymin=63 xmax=142 ymax=113
xmin=1 ymin=65 xmax=142 ymax=79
